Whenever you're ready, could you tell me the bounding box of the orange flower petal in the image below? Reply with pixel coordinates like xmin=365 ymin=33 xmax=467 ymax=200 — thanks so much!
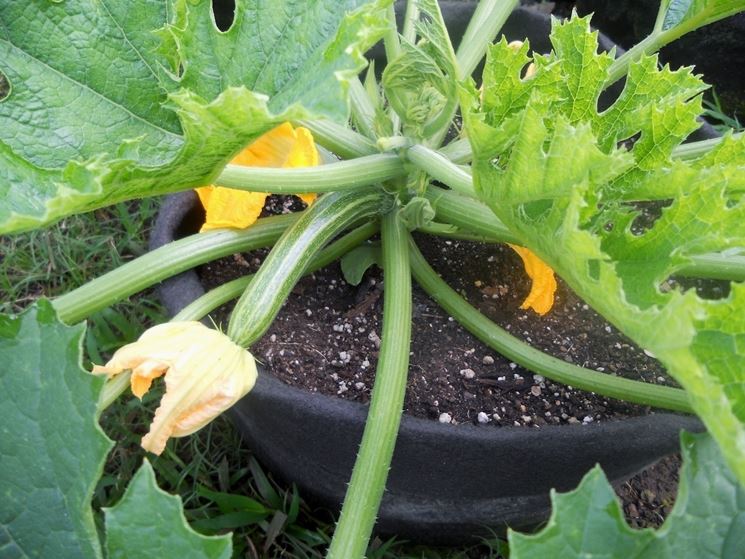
xmin=196 ymin=123 xmax=319 ymax=232
xmin=92 ymin=322 xmax=257 ymax=455
xmin=509 ymin=244 xmax=557 ymax=315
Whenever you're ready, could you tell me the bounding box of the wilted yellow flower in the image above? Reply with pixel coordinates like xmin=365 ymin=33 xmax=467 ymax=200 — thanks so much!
xmin=509 ymin=244 xmax=557 ymax=315
xmin=93 ymin=322 xmax=257 ymax=455
xmin=196 ymin=122 xmax=319 ymax=231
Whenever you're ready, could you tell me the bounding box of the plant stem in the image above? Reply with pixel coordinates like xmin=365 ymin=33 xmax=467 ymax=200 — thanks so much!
xmin=439 ymin=137 xmax=472 ymax=164
xmin=408 ymin=238 xmax=693 ymax=413
xmin=427 ymin=0 xmax=518 ymax=148
xmin=327 ymin=211 xmax=412 ymax=559
xmin=455 ymin=0 xmax=520 ymax=79
xmin=401 ymin=0 xmax=419 ymax=44
xmin=605 ymin=33 xmax=661 ymax=87
xmin=407 ymin=144 xmax=475 ymax=196
xmin=228 ymin=189 xmax=389 ymax=347
xmin=53 ymin=213 xmax=296 ymax=325
xmin=383 ymin=2 xmax=403 ymax=134
xmin=672 ymin=132 xmax=743 ymax=160
xmin=296 ymin=119 xmax=377 ymax=159
xmin=215 ymin=153 xmax=405 ymax=193
xmin=679 ymin=252 xmax=745 ymax=282
xmin=424 ymin=186 xmax=521 ymax=244
xmin=349 ymin=78 xmax=378 ymax=139
xmin=425 ymin=186 xmax=745 ymax=281
xmin=97 ymin=222 xmax=381 ymax=412
xmin=172 ymin=221 xmax=381 ymax=322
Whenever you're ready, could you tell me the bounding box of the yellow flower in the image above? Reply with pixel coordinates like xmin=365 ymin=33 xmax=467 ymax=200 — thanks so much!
xmin=196 ymin=122 xmax=319 ymax=231
xmin=508 ymin=244 xmax=557 ymax=316
xmin=93 ymin=322 xmax=257 ymax=455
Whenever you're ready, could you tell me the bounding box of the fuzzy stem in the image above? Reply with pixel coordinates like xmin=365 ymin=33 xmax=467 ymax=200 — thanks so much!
xmin=455 ymin=0 xmax=520 ymax=79
xmin=673 ymin=132 xmax=743 ymax=160
xmin=296 ymin=119 xmax=377 ymax=159
xmin=407 ymin=144 xmax=475 ymax=196
xmin=327 ymin=212 xmax=412 ymax=559
xmin=426 ymin=186 xmax=745 ymax=281
xmin=228 ymin=190 xmax=388 ymax=347
xmin=439 ymin=137 xmax=472 ymax=164
xmin=401 ymin=0 xmax=419 ymax=44
xmin=349 ymin=78 xmax=378 ymax=139
xmin=215 ymin=153 xmax=405 ymax=193
xmin=172 ymin=221 xmax=380 ymax=323
xmin=96 ymin=222 xmax=381 ymax=412
xmin=408 ymin=238 xmax=693 ymax=413
xmin=53 ymin=213 xmax=296 ymax=325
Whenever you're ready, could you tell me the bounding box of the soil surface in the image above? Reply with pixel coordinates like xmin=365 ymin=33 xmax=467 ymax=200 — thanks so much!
xmin=196 ymin=195 xmax=687 ymax=529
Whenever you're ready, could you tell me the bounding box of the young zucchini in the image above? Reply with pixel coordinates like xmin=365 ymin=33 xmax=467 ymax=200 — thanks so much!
xmin=227 ymin=188 xmax=391 ymax=347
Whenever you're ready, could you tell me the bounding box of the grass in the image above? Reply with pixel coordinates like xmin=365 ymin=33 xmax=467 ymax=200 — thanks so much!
xmin=1 ymin=198 xmax=505 ymax=558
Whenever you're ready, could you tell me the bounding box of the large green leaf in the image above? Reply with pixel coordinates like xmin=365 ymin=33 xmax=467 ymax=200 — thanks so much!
xmin=0 ymin=0 xmax=388 ymax=234
xmin=464 ymin=14 xmax=745 ymax=484
xmin=0 ymin=301 xmax=234 ymax=557
xmin=509 ymin=432 xmax=745 ymax=558
xmin=0 ymin=300 xmax=112 ymax=558
xmin=104 ymin=461 xmax=232 ymax=559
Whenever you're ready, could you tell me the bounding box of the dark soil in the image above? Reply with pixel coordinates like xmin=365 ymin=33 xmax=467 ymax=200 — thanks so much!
xmin=196 ymin=194 xmax=688 ymax=529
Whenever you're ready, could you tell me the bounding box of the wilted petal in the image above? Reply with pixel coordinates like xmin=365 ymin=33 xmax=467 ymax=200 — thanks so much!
xmin=93 ymin=322 xmax=257 ymax=455
xmin=196 ymin=122 xmax=319 ymax=231
xmin=509 ymin=244 xmax=557 ymax=315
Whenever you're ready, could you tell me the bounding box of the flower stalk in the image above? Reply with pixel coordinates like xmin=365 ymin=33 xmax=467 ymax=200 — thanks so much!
xmin=327 ymin=211 xmax=412 ymax=559
xmin=408 ymin=237 xmax=693 ymax=413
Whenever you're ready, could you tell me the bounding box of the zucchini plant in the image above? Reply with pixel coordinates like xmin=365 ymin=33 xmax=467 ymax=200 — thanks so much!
xmin=1 ymin=0 xmax=744 ymax=557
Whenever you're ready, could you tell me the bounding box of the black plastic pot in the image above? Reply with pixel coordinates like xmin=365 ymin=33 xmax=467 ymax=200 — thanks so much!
xmin=150 ymin=5 xmax=706 ymax=544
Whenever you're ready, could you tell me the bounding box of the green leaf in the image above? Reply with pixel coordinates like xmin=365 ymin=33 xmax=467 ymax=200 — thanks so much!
xmin=0 ymin=0 xmax=389 ymax=234
xmin=0 ymin=300 xmax=112 ymax=558
xmin=509 ymin=432 xmax=745 ymax=558
xmin=658 ymin=0 xmax=745 ymax=33
xmin=341 ymin=243 xmax=382 ymax=286
xmin=104 ymin=461 xmax=232 ymax=559
xmin=466 ymin=15 xmax=745 ymax=484
xmin=381 ymin=0 xmax=457 ymax=138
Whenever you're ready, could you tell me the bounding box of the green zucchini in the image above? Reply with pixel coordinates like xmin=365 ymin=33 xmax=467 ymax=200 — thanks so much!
xmin=227 ymin=188 xmax=392 ymax=347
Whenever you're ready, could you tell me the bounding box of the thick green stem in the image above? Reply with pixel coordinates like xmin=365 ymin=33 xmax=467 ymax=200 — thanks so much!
xmin=53 ymin=213 xmax=296 ymax=325
xmin=407 ymin=144 xmax=475 ymax=196
xmin=97 ymin=222 xmax=381 ymax=412
xmin=349 ymin=78 xmax=378 ymax=139
xmin=401 ymin=0 xmax=419 ymax=44
xmin=456 ymin=0 xmax=520 ymax=79
xmin=437 ymin=128 xmax=733 ymax=167
xmin=383 ymin=2 xmax=402 ymax=63
xmin=327 ymin=211 xmax=412 ymax=559
xmin=439 ymin=137 xmax=472 ymax=164
xmin=425 ymin=186 xmax=521 ymax=244
xmin=228 ymin=189 xmax=389 ymax=347
xmin=408 ymin=238 xmax=693 ymax=413
xmin=172 ymin=221 xmax=381 ymax=323
xmin=605 ymin=33 xmax=661 ymax=87
xmin=296 ymin=119 xmax=377 ymax=159
xmin=673 ymin=132 xmax=743 ymax=160
xmin=427 ymin=0 xmax=518 ymax=148
xmin=215 ymin=153 xmax=405 ymax=193
xmin=426 ymin=186 xmax=745 ymax=281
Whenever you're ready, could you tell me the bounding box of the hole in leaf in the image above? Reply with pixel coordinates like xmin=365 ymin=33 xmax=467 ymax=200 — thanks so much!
xmin=628 ymin=200 xmax=671 ymax=236
xmin=665 ymin=276 xmax=731 ymax=301
xmin=212 ymin=0 xmax=235 ymax=32
xmin=0 ymin=70 xmax=9 ymax=102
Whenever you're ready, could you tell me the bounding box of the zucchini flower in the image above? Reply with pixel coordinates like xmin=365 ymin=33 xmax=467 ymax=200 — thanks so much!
xmin=508 ymin=244 xmax=557 ymax=316
xmin=196 ymin=122 xmax=319 ymax=231
xmin=479 ymin=42 xmax=556 ymax=315
xmin=93 ymin=322 xmax=257 ymax=455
